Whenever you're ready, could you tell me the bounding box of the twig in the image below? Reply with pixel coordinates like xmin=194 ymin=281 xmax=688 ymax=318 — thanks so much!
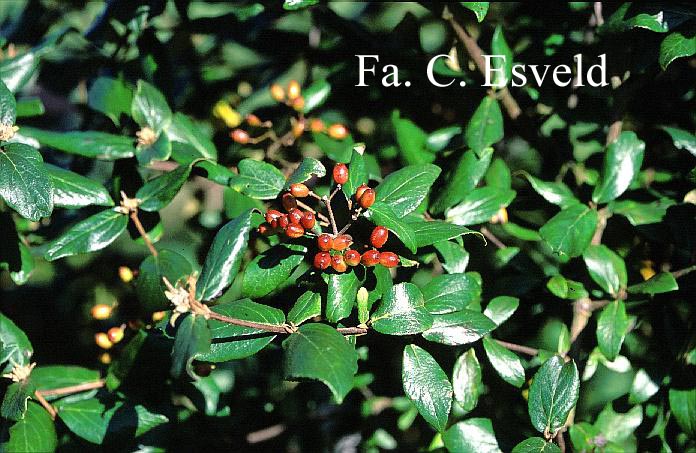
xmin=495 ymin=339 xmax=539 ymax=356
xmin=130 ymin=210 xmax=158 ymax=257
xmin=38 ymin=379 xmax=106 ymax=397
xmin=246 ymin=424 xmax=286 ymax=444
xmin=323 ymin=196 xmax=339 ymax=236
xmin=336 ymin=326 xmax=368 ymax=335
xmin=672 ymin=264 xmax=696 ymax=279
xmin=33 ymin=391 xmax=57 ymax=420
xmin=480 ymin=227 xmax=506 ymax=249
xmin=590 ymin=207 xmax=611 ymax=246
xmin=207 ymin=311 xmax=291 ymax=334
xmin=556 ymin=429 xmax=567 ymax=452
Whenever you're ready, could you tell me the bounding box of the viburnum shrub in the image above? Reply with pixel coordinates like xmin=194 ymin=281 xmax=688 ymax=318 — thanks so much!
xmin=1 ymin=2 xmax=696 ymax=452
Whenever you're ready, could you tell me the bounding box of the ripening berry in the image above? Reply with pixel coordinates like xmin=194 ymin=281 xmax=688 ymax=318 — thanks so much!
xmin=289 ymin=208 xmax=303 ymax=224
xmin=301 ymin=211 xmax=316 ymax=229
xmin=355 ymin=184 xmax=369 ymax=201
xmin=287 ymin=80 xmax=301 ymax=101
xmin=317 ymin=234 xmax=334 ymax=251
xmin=258 ymin=223 xmax=273 ymax=236
xmin=152 ymin=311 xmax=166 ymax=322
xmin=361 ymin=249 xmax=380 ymax=266
xmin=98 ymin=352 xmax=112 ymax=364
xmin=291 ymin=96 xmax=305 ymax=112
xmin=286 ymin=224 xmax=305 ymax=238
xmin=379 ymin=251 xmax=399 ymax=268
xmin=314 ymin=252 xmax=331 ymax=270
xmin=345 ymin=249 xmax=361 ymax=266
xmin=370 ymin=226 xmax=389 ymax=248
xmin=91 ymin=304 xmax=112 ymax=320
xmin=246 ymin=113 xmax=262 ymax=126
xmin=231 ymin=129 xmax=250 ymax=144
xmin=292 ymin=118 xmax=305 ymax=137
xmin=282 ymin=193 xmax=297 ymax=211
xmin=270 ymin=83 xmax=285 ymax=102
xmin=95 ymin=332 xmax=113 ymax=350
xmin=278 ymin=214 xmax=290 ymax=229
xmin=290 ymin=183 xmax=310 ymax=198
xmin=118 ymin=266 xmax=134 ymax=283
xmin=333 ymin=234 xmax=352 ymax=251
xmin=107 ymin=326 xmax=125 ymax=344
xmin=358 ymin=188 xmax=376 ymax=208
xmin=265 ymin=209 xmax=283 ymax=227
xmin=194 ymin=362 xmax=214 ymax=377
xmin=327 ymin=123 xmax=348 ymax=140
xmin=331 ymin=254 xmax=347 ymax=273
xmin=310 ymin=118 xmax=325 ymax=133
xmin=333 ymin=163 xmax=349 ymax=185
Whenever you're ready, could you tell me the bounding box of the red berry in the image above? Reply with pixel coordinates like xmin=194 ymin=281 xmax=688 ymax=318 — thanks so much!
xmin=282 ymin=193 xmax=297 ymax=211
xmin=345 ymin=249 xmax=361 ymax=266
xmin=290 ymin=183 xmax=309 ymax=198
xmin=355 ymin=184 xmax=369 ymax=201
xmin=289 ymin=208 xmax=303 ymax=224
xmin=231 ymin=129 xmax=249 ymax=144
xmin=333 ymin=234 xmax=352 ymax=251
xmin=379 ymin=252 xmax=399 ymax=268
xmin=265 ymin=209 xmax=283 ymax=227
xmin=258 ymin=223 xmax=273 ymax=236
xmin=333 ymin=163 xmax=349 ymax=185
xmin=361 ymin=249 xmax=380 ymax=267
xmin=301 ymin=211 xmax=316 ymax=229
xmin=278 ymin=214 xmax=289 ymax=229
xmin=331 ymin=254 xmax=347 ymax=273
xmin=286 ymin=224 xmax=305 ymax=238
xmin=358 ymin=188 xmax=376 ymax=208
xmin=370 ymin=226 xmax=389 ymax=248
xmin=314 ymin=252 xmax=331 ymax=270
xmin=317 ymin=234 xmax=334 ymax=251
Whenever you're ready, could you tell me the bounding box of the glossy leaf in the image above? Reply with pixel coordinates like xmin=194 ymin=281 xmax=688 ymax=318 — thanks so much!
xmin=167 ymin=112 xmax=217 ymax=160
xmin=131 ymin=80 xmax=172 ymax=132
xmin=660 ymin=126 xmax=696 ymax=157
xmin=422 ymin=273 xmax=481 ymax=314
xmin=0 ymin=313 xmax=33 ymax=374
xmin=375 ymin=164 xmax=440 ymax=217
xmin=453 ymin=348 xmax=482 ymax=412
xmin=461 ymin=2 xmax=489 ymax=22
xmin=446 ymin=187 xmax=516 ymax=226
xmin=547 ymin=275 xmax=588 ymax=300
xmin=87 ymin=76 xmax=132 ymax=126
xmin=596 ymin=300 xmax=629 ymax=361
xmin=483 ymin=296 xmax=519 ymax=325
xmin=483 ymin=336 xmax=525 ymax=388
xmin=171 ymin=314 xmax=211 ymax=378
xmin=392 ymin=112 xmax=433 ymax=165
xmin=402 ymin=344 xmax=452 ymax=432
xmin=31 ymin=365 xmax=101 ymax=401
xmin=408 ymin=219 xmax=480 ymax=248
xmin=366 ymin=201 xmax=418 ymax=253
xmin=528 ymin=355 xmax=580 ymax=436
xmin=285 ymin=157 xmax=326 ymax=189
xmin=233 ymin=158 xmax=286 ymax=200
xmin=371 ymin=283 xmax=433 ymax=335
xmin=465 ymin=96 xmax=503 ymax=156
xmin=520 ymin=172 xmax=577 ymax=208
xmin=422 ymin=310 xmax=496 ymax=346
xmin=302 ymin=79 xmax=331 ymax=113
xmin=431 ymin=148 xmax=492 ymax=214
xmin=592 ymin=132 xmax=645 ymax=204
xmin=0 ymin=79 xmax=16 ymax=127
xmin=241 ymin=243 xmax=306 ymax=299
xmin=341 ymin=147 xmax=367 ymax=198
xmin=491 ymin=26 xmax=512 ymax=87
xmin=20 ymin=127 xmax=136 ymax=160
xmin=0 ymin=402 xmax=57 ymax=452
xmin=44 ymin=209 xmax=128 ymax=261
xmin=1 ymin=380 xmax=34 ymax=421
xmin=627 ymin=272 xmax=678 ymax=295
xmin=46 ymin=164 xmax=113 ymax=209
xmin=512 ymin=437 xmax=561 ymax=453
xmin=659 ymin=31 xmax=696 ymax=69
xmin=539 ymin=204 xmax=598 ymax=257
xmin=583 ymin=245 xmax=627 ymax=297
xmin=325 ymin=270 xmax=362 ymax=323
xmin=137 ymin=162 xmax=195 ymax=212
xmin=135 ymin=249 xmax=193 ymax=313
xmin=0 ymin=142 xmax=53 ymax=221
xmin=442 ymin=417 xmax=502 ymax=453
xmin=288 ymin=290 xmax=322 ymax=325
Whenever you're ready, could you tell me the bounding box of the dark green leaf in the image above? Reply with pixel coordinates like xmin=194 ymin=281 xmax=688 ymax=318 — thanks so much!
xmin=302 ymin=79 xmax=331 ymax=113
xmin=313 ymin=130 xmax=354 ymax=163
xmin=669 ymin=388 xmax=696 ymax=438
xmin=600 ymin=3 xmax=689 ymax=33
xmin=442 ymin=417 xmax=501 ymax=453
xmin=583 ymin=245 xmax=627 ymax=297
xmin=375 ymin=164 xmax=440 ymax=217
xmin=483 ymin=296 xmax=519 ymax=325
xmin=539 ymin=204 xmax=598 ymax=257
xmin=594 ymin=404 xmax=643 ymax=445
xmin=431 ymin=148 xmax=492 ymax=214
xmin=167 ymin=112 xmax=217 ymax=160
xmin=242 ymin=243 xmax=306 ymax=298
xmin=610 ymin=198 xmax=674 ymax=226
xmin=520 ymin=172 xmax=577 ymax=208
xmin=484 ymin=158 xmax=511 ymax=189
xmin=46 ymin=164 xmax=113 ymax=209
xmin=434 ymin=240 xmax=470 ymax=273
xmin=446 ymin=187 xmax=516 ymax=226
xmin=402 ymin=344 xmax=452 ymax=432
xmin=465 ymin=96 xmax=503 ymax=156
xmin=31 ymin=365 xmax=101 ymax=401
xmin=0 ymin=313 xmax=33 ymax=374
xmin=596 ymin=299 xmax=629 ymax=361
xmin=0 ymin=402 xmax=57 ymax=452
xmin=131 ymin=80 xmax=172 ymax=132
xmin=171 ymin=314 xmax=211 ymax=378
xmin=422 ymin=310 xmax=496 ymax=346
xmin=422 ymin=273 xmax=481 ymax=314
xmin=342 ymin=147 xmax=367 ymax=198
xmin=285 ymin=157 xmax=326 ymax=189
xmin=512 ymin=437 xmax=561 ymax=453
xmin=135 ymin=249 xmax=193 ymax=313
xmin=483 ymin=336 xmax=525 ymax=388
xmin=283 ymin=323 xmax=358 ymax=403
xmin=44 ymin=209 xmax=128 ymax=261
xmin=0 ymin=79 xmax=16 ymax=127
xmin=54 ymin=398 xmax=116 ymax=445
xmin=461 ymin=2 xmax=489 ymax=22
xmin=592 ymin=132 xmax=645 ymax=204
xmin=325 ymin=270 xmax=362 ymax=323
xmin=1 ymin=380 xmax=34 ymax=421
xmin=137 ymin=162 xmax=196 ymax=212
xmin=106 ymin=330 xmax=147 ymax=391
xmin=627 ymin=272 xmax=678 ymax=295
xmin=20 ymin=127 xmax=136 ymax=160
xmin=288 ymin=290 xmax=322 ymax=325
xmin=371 ymin=283 xmax=433 ymax=335
xmin=491 ymin=26 xmax=512 ymax=87
xmin=408 ymin=219 xmax=481 ymax=248
xmin=660 ymin=126 xmax=696 ymax=157
xmin=660 ymin=31 xmax=696 ymax=69
xmin=366 ymin=202 xmax=418 ymax=253
xmin=87 ymin=77 xmax=132 ymax=126
xmin=136 ymin=131 xmax=171 ymax=165
xmin=232 ymin=158 xmax=286 ymax=200
xmin=528 ymin=355 xmax=580 ymax=436
xmin=0 ymin=142 xmax=53 ymax=221
xmin=392 ymin=111 xmax=434 ymax=165
xmin=546 ymin=275 xmax=588 ymax=300
xmin=453 ymin=348 xmax=482 ymax=412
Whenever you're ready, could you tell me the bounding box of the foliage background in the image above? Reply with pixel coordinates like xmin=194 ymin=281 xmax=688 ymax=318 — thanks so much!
xmin=1 ymin=1 xmax=696 ymax=452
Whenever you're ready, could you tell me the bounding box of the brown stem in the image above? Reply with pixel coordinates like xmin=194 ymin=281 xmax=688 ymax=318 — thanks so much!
xmin=495 ymin=339 xmax=539 ymax=356
xmin=336 ymin=326 xmax=369 ymax=335
xmin=38 ymin=379 xmax=106 ymax=397
xmin=556 ymin=429 xmax=567 ymax=452
xmin=323 ymin=196 xmax=339 ymax=236
xmin=130 ymin=210 xmax=158 ymax=257
xmin=208 ymin=311 xmax=290 ymax=334
xmin=672 ymin=264 xmax=696 ymax=279
xmin=444 ymin=9 xmax=521 ymax=119
xmin=590 ymin=207 xmax=611 ymax=246
xmin=33 ymin=390 xmax=57 ymax=420
xmin=480 ymin=227 xmax=506 ymax=249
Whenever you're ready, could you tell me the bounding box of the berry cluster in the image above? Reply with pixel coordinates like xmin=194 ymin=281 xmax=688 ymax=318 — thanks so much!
xmin=258 ymin=162 xmax=399 ymax=273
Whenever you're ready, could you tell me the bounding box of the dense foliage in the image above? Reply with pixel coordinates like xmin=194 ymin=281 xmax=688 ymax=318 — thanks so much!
xmin=1 ymin=2 xmax=696 ymax=452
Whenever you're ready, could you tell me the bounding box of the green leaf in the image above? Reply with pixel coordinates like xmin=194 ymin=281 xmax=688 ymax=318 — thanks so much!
xmin=408 ymin=219 xmax=480 ymax=248
xmin=196 ymin=159 xmax=236 ymax=185
xmin=87 ymin=76 xmax=132 ymax=126
xmin=106 ymin=330 xmax=147 ymax=391
xmin=136 ymin=162 xmax=195 ymax=212
xmin=431 ymin=148 xmax=493 ymax=214
xmin=484 ymin=296 xmax=519 ymax=325
xmin=44 ymin=209 xmax=128 ymax=261
xmin=171 ymin=314 xmax=211 ymax=378
xmin=20 ymin=127 xmax=136 ymax=160
xmin=371 ymin=283 xmax=434 ymax=335
xmin=0 ymin=31 xmax=62 ymax=93
xmin=546 ymin=275 xmax=588 ymax=300
xmin=446 ymin=187 xmax=516 ymax=226
xmin=465 ymin=96 xmax=503 ymax=156
xmin=0 ymin=79 xmax=16 ymax=127
xmin=392 ymin=111 xmax=434 ymax=165
xmin=483 ymin=336 xmax=525 ymax=388
xmin=302 ymin=79 xmax=331 ymax=113
xmin=528 ymin=355 xmax=580 ymax=436
xmin=342 ymin=147 xmax=367 ymax=198
xmin=283 ymin=323 xmax=358 ymax=403
xmin=0 ymin=143 xmax=53 ymax=221
xmin=426 ymin=125 xmax=462 ymax=153
xmin=402 ymin=344 xmax=452 ymax=432
xmin=325 ymin=270 xmax=362 ymax=323
xmin=592 ymin=132 xmax=645 ymax=204
xmin=54 ymin=398 xmax=116 ymax=444
xmin=660 ymin=125 xmax=696 ymax=157
xmin=1 ymin=380 xmax=34 ymax=421
xmin=491 ymin=26 xmax=513 ymax=87
xmin=167 ymin=112 xmax=217 ymax=160
xmin=31 ymin=365 xmax=101 ymax=401
xmin=135 ymin=249 xmax=193 ymax=313
xmin=288 ymin=290 xmax=322 ymax=325
xmin=601 ymin=3 xmax=689 ymax=33
xmin=46 ymin=164 xmax=113 ymax=209
xmin=283 ymin=0 xmax=319 ymax=11
xmin=610 ymin=199 xmax=674 ymax=225
xmin=136 ymin=132 xmax=171 ymax=165
xmin=452 ymin=349 xmax=482 ymax=412
xmin=434 ymin=240 xmax=470 ymax=274
xmin=422 ymin=273 xmax=481 ymax=314
xmin=15 ymin=98 xmax=45 ymax=118
xmin=197 ymin=210 xmax=254 ymax=301
xmin=629 ymin=369 xmax=660 ymax=404
xmin=442 ymin=417 xmax=502 ymax=453
xmin=512 ymin=437 xmax=561 ymax=453
xmin=375 ymin=164 xmax=441 ymax=217
xmin=232 ymin=158 xmax=286 ymax=200
xmin=669 ymin=387 xmax=696 ymax=438
xmin=519 ymin=172 xmax=578 ymax=208
xmin=627 ymin=272 xmax=678 ymax=295
xmin=596 ymin=300 xmax=629 ymax=361
xmin=484 ymin=158 xmax=511 ymax=189
xmin=131 ymin=80 xmax=172 ymax=133
xmin=0 ymin=402 xmax=57 ymax=452
xmin=461 ymin=2 xmax=489 ymax=22
xmin=660 ymin=30 xmax=696 ymax=69
xmin=241 ymin=243 xmax=306 ymax=299
xmin=539 ymin=204 xmax=598 ymax=257
xmin=285 ymin=157 xmax=326 ymax=190
xmin=0 ymin=313 xmax=33 ymax=374
xmin=422 ymin=310 xmax=496 ymax=346
xmin=199 ymin=299 xmax=285 ymax=362
xmin=366 ymin=202 xmax=418 ymax=253
xmin=594 ymin=404 xmax=643 ymax=444
xmin=583 ymin=245 xmax=627 ymax=297
xmin=313 ymin=130 xmax=354 ymax=162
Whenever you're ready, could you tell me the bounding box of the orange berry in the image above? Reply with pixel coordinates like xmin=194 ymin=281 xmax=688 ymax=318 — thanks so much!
xmin=91 ymin=304 xmax=112 ymax=320
xmin=361 ymin=249 xmax=380 ymax=267
xmin=379 ymin=252 xmax=399 ymax=268
xmin=270 ymin=83 xmax=285 ymax=102
xmin=310 ymin=118 xmax=325 ymax=133
xmin=95 ymin=332 xmax=113 ymax=350
xmin=291 ymin=96 xmax=305 ymax=112
xmin=355 ymin=184 xmax=370 ymax=201
xmin=98 ymin=352 xmax=111 ymax=364
xmin=292 ymin=118 xmax=305 ymax=137
xmin=333 ymin=163 xmax=349 ymax=185
xmin=301 ymin=211 xmax=316 ymax=229
xmin=286 ymin=224 xmax=305 ymax=238
xmin=370 ymin=226 xmax=389 ymax=248
xmin=345 ymin=249 xmax=361 ymax=266
xmin=265 ymin=209 xmax=283 ymax=227
xmin=152 ymin=311 xmax=166 ymax=322
xmin=107 ymin=326 xmax=125 ymax=344
xmin=358 ymin=188 xmax=376 ymax=208
xmin=331 ymin=254 xmax=347 ymax=273
xmin=287 ymin=80 xmax=301 ymax=101
xmin=314 ymin=252 xmax=331 ymax=270
xmin=118 ymin=266 xmax=134 ymax=283
xmin=246 ymin=114 xmax=262 ymax=126
xmin=333 ymin=234 xmax=352 ymax=251
xmin=290 ymin=183 xmax=310 ymax=198
xmin=317 ymin=234 xmax=334 ymax=251
xmin=282 ymin=193 xmax=297 ymax=211
xmin=327 ymin=123 xmax=348 ymax=140
xmin=289 ymin=208 xmax=303 ymax=224
xmin=231 ymin=129 xmax=250 ymax=144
